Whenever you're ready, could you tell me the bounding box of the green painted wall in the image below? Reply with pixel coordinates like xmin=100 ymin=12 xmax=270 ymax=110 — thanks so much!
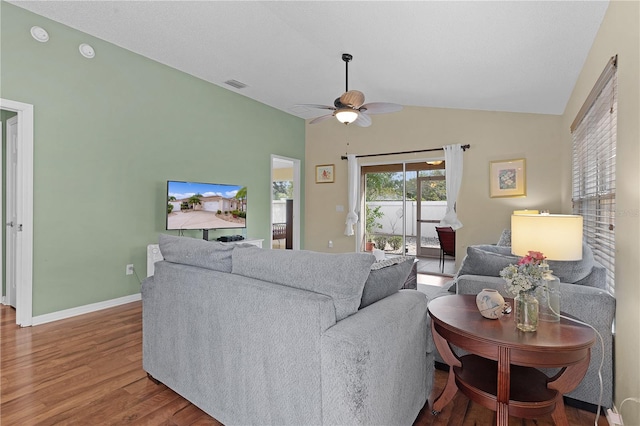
xmin=0 ymin=3 xmax=305 ymax=316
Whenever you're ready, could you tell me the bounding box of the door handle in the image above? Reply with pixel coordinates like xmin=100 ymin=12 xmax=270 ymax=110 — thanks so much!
xmin=6 ymin=221 xmax=14 ymax=227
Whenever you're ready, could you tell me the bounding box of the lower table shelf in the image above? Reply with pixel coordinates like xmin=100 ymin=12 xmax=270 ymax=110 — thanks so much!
xmin=454 ymin=355 xmax=558 ymax=419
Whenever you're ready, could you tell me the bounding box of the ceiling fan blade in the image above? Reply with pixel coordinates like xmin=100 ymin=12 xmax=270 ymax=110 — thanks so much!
xmin=354 ymin=112 xmax=372 ymax=128
xmin=296 ymin=104 xmax=336 ymax=111
xmin=360 ymin=102 xmax=403 ymax=115
xmin=340 ymin=90 xmax=365 ymax=108
xmin=309 ymin=114 xmax=334 ymax=125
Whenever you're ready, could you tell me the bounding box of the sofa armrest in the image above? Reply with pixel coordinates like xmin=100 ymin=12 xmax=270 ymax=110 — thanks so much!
xmin=143 ymin=261 xmax=338 ymax=425
xmin=320 ymin=290 xmax=431 ymax=426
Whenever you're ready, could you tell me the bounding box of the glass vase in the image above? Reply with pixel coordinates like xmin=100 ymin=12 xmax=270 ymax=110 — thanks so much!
xmin=537 ymin=264 xmax=561 ymax=322
xmin=515 ymin=292 xmax=539 ymax=332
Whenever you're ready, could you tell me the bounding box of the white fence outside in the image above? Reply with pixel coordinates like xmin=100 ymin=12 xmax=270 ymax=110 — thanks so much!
xmin=272 ymin=199 xmax=446 ymax=240
xmin=367 ymin=200 xmax=447 ymax=239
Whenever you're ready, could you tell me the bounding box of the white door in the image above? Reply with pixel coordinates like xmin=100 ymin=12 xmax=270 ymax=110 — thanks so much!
xmin=0 ymin=99 xmax=34 ymax=326
xmin=6 ymin=116 xmax=18 ymax=308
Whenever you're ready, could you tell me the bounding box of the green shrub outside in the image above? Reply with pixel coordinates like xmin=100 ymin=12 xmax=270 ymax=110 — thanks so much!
xmin=389 ymin=236 xmax=402 ymax=250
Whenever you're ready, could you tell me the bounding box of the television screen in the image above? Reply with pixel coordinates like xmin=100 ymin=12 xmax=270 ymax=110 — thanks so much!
xmin=166 ymin=180 xmax=247 ymax=230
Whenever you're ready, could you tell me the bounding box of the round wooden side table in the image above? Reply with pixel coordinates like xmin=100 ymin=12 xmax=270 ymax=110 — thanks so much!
xmin=428 ymin=294 xmax=595 ymax=426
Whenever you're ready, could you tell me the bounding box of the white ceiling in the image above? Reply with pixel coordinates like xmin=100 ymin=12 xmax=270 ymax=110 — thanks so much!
xmin=10 ymin=1 xmax=609 ymax=119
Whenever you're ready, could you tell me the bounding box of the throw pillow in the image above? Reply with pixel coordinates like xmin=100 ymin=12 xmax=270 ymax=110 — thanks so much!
xmin=497 ymin=229 xmax=511 ymax=247
xmin=158 ymin=234 xmax=236 ymax=273
xmin=546 ymin=243 xmax=595 ymax=284
xmin=456 ymin=243 xmax=595 ymax=284
xmin=231 ymin=246 xmax=375 ymax=321
xmin=456 ymin=245 xmax=518 ymax=278
xmin=360 ymin=256 xmax=416 ymax=309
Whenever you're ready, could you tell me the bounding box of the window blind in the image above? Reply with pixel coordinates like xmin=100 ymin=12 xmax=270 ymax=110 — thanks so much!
xmin=571 ymin=55 xmax=617 ymax=296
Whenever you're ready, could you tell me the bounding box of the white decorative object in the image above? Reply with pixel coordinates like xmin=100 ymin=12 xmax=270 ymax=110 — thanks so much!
xmin=476 ymin=288 xmax=506 ymax=319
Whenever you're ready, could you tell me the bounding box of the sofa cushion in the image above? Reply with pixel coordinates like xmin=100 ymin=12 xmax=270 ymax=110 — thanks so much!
xmin=232 ymin=246 xmax=375 ymax=321
xmin=158 ymin=234 xmax=235 ymax=273
xmin=546 ymin=243 xmax=595 ymax=284
xmin=497 ymin=229 xmax=511 ymax=246
xmin=360 ymin=256 xmax=415 ymax=309
xmin=456 ymin=245 xmax=518 ymax=278
xmin=457 ymin=243 xmax=595 ymax=284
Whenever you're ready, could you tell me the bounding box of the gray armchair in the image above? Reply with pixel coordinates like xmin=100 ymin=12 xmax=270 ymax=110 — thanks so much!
xmin=450 ymin=243 xmax=615 ymax=409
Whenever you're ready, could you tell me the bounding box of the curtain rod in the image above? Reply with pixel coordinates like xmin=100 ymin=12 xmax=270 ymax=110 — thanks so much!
xmin=340 ymin=144 xmax=470 ymax=160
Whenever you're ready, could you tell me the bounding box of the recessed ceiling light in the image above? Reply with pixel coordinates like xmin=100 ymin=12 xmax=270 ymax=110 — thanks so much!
xmin=79 ymin=43 xmax=95 ymax=59
xmin=30 ymin=26 xmax=49 ymax=43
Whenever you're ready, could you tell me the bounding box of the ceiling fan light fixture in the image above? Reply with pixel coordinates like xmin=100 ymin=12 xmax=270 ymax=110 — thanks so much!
xmin=335 ymin=108 xmax=358 ymax=124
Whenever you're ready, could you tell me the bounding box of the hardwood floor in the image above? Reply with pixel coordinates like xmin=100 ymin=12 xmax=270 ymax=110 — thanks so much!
xmin=1 ymin=302 xmax=607 ymax=425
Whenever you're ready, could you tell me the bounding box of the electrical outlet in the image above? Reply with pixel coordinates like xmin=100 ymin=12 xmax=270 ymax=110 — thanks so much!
xmin=126 ymin=264 xmax=134 ymax=275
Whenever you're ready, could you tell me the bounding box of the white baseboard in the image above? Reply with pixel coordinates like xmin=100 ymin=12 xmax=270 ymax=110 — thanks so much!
xmin=32 ymin=293 xmax=141 ymax=326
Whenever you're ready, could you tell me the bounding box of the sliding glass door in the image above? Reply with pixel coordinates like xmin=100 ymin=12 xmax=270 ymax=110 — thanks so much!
xmin=415 ymin=170 xmax=446 ymax=257
xmin=361 ymin=161 xmax=446 ymax=257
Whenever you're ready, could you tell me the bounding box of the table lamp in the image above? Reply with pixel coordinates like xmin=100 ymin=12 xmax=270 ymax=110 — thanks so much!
xmin=511 ymin=214 xmax=583 ymax=321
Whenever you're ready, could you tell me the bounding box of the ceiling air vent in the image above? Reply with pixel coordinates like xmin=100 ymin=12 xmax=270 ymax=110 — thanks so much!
xmin=224 ymin=79 xmax=247 ymax=89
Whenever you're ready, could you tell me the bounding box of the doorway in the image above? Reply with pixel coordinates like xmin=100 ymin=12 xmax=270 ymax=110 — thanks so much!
xmin=270 ymin=155 xmax=301 ymax=250
xmin=1 ymin=99 xmax=34 ymax=326
xmin=360 ymin=160 xmax=447 ymax=258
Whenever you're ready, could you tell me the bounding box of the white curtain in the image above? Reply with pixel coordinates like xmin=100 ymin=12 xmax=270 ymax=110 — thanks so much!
xmin=344 ymin=154 xmax=359 ymax=236
xmin=439 ymin=144 xmax=464 ymax=230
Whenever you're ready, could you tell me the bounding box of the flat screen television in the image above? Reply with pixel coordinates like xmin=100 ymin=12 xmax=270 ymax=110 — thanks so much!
xmin=166 ymin=180 xmax=247 ymax=232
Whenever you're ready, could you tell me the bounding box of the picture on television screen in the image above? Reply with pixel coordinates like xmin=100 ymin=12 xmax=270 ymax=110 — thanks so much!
xmin=166 ymin=181 xmax=247 ymax=230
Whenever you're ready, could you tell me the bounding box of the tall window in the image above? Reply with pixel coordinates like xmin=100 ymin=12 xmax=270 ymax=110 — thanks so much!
xmin=571 ymin=55 xmax=617 ymax=295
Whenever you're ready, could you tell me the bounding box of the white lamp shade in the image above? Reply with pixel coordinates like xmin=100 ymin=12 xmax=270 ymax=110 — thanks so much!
xmin=511 ymin=214 xmax=583 ymax=260
xmin=335 ymin=109 xmax=358 ymax=124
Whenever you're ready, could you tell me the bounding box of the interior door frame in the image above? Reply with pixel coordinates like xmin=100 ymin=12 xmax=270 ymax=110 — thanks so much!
xmin=5 ymin=116 xmax=18 ymax=308
xmin=0 ymin=98 xmax=34 ymax=326
xmin=270 ymin=154 xmax=301 ymax=250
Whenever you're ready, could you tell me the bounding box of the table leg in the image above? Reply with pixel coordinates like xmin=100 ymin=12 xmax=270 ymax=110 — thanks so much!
xmin=496 ymin=346 xmax=511 ymax=426
xmin=547 ymin=349 xmax=591 ymax=426
xmin=430 ymin=321 xmax=462 ymax=414
xmin=551 ymin=392 xmax=570 ymax=426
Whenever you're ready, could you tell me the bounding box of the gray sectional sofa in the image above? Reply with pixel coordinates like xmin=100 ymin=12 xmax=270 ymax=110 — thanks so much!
xmin=142 ymin=234 xmax=436 ymax=425
xmin=451 ymin=243 xmax=616 ymax=409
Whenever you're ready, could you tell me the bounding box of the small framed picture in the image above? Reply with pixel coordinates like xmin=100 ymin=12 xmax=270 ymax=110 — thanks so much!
xmin=490 ymin=158 xmax=526 ymax=198
xmin=315 ymin=164 xmax=335 ymax=183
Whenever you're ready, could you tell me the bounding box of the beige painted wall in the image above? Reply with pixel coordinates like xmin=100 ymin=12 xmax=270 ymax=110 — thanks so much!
xmin=560 ymin=1 xmax=640 ymax=423
xmin=305 ymin=107 xmax=563 ymax=261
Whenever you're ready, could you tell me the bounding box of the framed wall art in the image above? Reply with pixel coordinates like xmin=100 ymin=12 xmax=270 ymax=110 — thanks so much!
xmin=489 ymin=158 xmax=526 ymax=198
xmin=315 ymin=164 xmax=335 ymax=183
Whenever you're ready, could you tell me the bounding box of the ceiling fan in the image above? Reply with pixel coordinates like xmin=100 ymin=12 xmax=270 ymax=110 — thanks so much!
xmin=301 ymin=53 xmax=403 ymax=127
